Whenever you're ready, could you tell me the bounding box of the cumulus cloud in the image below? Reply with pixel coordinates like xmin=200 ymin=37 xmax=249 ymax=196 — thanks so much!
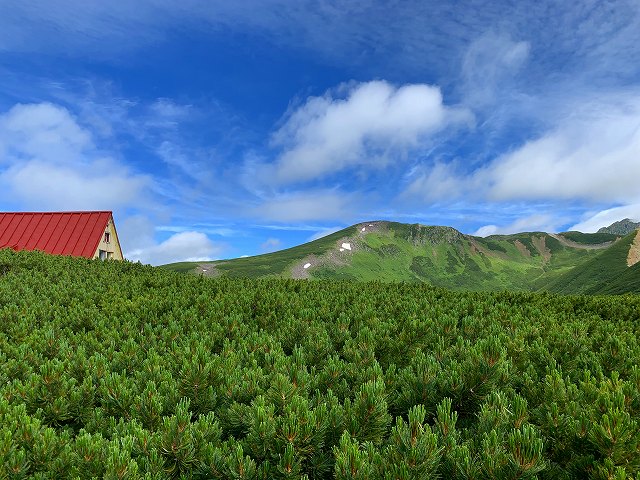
xmin=406 ymin=93 xmax=640 ymax=205
xmin=0 ymin=102 xmax=149 ymax=210
xmin=0 ymin=102 xmax=92 ymax=161
xmin=570 ymin=204 xmax=640 ymax=233
xmin=258 ymin=80 xmax=472 ymax=185
xmin=2 ymin=162 xmax=146 ymax=210
xmin=126 ymin=231 xmax=222 ymax=265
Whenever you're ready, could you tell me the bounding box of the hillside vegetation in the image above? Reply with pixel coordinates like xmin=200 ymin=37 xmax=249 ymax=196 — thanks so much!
xmin=164 ymin=221 xmax=640 ymax=294
xmin=545 ymin=231 xmax=640 ymax=294
xmin=1 ymin=249 xmax=639 ymax=478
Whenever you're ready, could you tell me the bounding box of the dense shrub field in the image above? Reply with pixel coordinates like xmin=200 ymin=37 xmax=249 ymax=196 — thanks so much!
xmin=0 ymin=249 xmax=639 ymax=479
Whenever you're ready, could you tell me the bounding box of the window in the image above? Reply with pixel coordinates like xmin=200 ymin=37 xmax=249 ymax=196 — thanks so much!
xmin=107 ymin=252 xmax=113 ymax=260
xmin=99 ymin=250 xmax=107 ymax=260
xmin=104 ymin=232 xmax=111 ymax=243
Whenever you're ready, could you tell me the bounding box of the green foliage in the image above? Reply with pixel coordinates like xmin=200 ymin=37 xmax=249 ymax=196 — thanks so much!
xmin=483 ymin=240 xmax=508 ymax=253
xmin=560 ymin=231 xmax=619 ymax=245
xmin=1 ymin=249 xmax=640 ymax=478
xmin=546 ymin=231 xmax=639 ymax=294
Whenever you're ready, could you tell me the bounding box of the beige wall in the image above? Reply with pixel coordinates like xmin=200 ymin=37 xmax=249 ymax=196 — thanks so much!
xmin=93 ymin=217 xmax=124 ymax=260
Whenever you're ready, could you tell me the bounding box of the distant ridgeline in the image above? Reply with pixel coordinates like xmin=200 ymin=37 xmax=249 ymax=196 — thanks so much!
xmin=597 ymin=218 xmax=640 ymax=235
xmin=164 ymin=219 xmax=640 ymax=294
xmin=0 ymin=249 xmax=639 ymax=478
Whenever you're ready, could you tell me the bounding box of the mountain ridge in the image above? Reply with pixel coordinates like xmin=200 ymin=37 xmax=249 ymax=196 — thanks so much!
xmin=163 ymin=219 xmax=640 ymax=294
xmin=597 ymin=218 xmax=640 ymax=235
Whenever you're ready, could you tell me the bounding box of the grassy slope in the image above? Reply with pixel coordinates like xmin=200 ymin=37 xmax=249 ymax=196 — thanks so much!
xmin=317 ymin=225 xmax=595 ymax=291
xmin=163 ymin=221 xmax=627 ymax=292
xmin=169 ymin=226 xmax=359 ymax=278
xmin=559 ymin=231 xmax=618 ymax=244
xmin=544 ymin=231 xmax=640 ymax=294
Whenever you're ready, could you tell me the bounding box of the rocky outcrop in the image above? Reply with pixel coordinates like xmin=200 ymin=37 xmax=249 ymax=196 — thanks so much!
xmin=598 ymin=218 xmax=640 ymax=236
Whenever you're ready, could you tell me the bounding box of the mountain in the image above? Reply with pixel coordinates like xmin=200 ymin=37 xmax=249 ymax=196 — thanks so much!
xmin=597 ymin=218 xmax=640 ymax=235
xmin=163 ymin=220 xmax=640 ymax=293
xmin=545 ymin=229 xmax=640 ymax=294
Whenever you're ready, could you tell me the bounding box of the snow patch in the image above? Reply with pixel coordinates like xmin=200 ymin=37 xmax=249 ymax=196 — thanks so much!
xmin=339 ymin=248 xmax=344 ymax=252
xmin=303 ymin=263 xmax=311 ymax=269
xmin=341 ymin=242 xmax=351 ymax=250
xmin=361 ymin=227 xmax=366 ymax=232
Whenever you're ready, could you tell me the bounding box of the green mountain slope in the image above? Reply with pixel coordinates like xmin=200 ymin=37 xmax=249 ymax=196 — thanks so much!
xmin=544 ymin=230 xmax=640 ymax=294
xmin=163 ymin=221 xmax=640 ymax=293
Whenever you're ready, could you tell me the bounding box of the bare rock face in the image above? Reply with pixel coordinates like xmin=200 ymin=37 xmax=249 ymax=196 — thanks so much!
xmin=628 ymin=230 xmax=640 ymax=267
xmin=598 ymin=218 xmax=640 ymax=236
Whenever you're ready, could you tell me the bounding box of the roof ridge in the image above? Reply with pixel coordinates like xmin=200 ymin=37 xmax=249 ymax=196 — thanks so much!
xmin=0 ymin=210 xmax=113 ymax=214
xmin=0 ymin=211 xmax=113 ymax=259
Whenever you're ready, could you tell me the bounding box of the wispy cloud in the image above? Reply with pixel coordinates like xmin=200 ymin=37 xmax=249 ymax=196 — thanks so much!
xmin=156 ymin=225 xmax=239 ymax=237
xmin=251 ymin=224 xmax=344 ymax=232
xmin=4 ymin=1 xmax=638 ymax=82
xmin=251 ymin=190 xmax=357 ymax=223
xmin=461 ymin=32 xmax=530 ymax=108
xmin=260 ymin=237 xmax=282 ymax=252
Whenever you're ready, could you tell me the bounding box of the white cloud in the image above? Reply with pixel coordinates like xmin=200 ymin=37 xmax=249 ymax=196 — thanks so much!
xmin=406 ymin=93 xmax=640 ymax=205
xmin=1 ymin=162 xmax=146 ymax=210
xmin=481 ymin=104 xmax=640 ymax=203
xmin=260 ymin=80 xmax=472 ymax=185
xmin=126 ymin=231 xmax=222 ymax=265
xmin=0 ymin=102 xmax=150 ymax=210
xmin=0 ymin=102 xmax=92 ymax=162
xmin=252 ymin=190 xmax=355 ymax=222
xmin=473 ymin=214 xmax=564 ymax=237
xmin=570 ymin=204 xmax=640 ymax=233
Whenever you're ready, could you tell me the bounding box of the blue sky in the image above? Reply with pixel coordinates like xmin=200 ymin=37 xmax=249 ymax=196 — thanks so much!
xmin=1 ymin=1 xmax=639 ymax=264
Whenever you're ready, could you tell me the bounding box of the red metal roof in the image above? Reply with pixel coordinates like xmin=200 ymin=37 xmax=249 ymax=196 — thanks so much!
xmin=0 ymin=211 xmax=112 ymax=258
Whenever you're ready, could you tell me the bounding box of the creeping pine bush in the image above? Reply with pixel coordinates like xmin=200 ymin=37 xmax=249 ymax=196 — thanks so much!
xmin=0 ymin=249 xmax=639 ymax=479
